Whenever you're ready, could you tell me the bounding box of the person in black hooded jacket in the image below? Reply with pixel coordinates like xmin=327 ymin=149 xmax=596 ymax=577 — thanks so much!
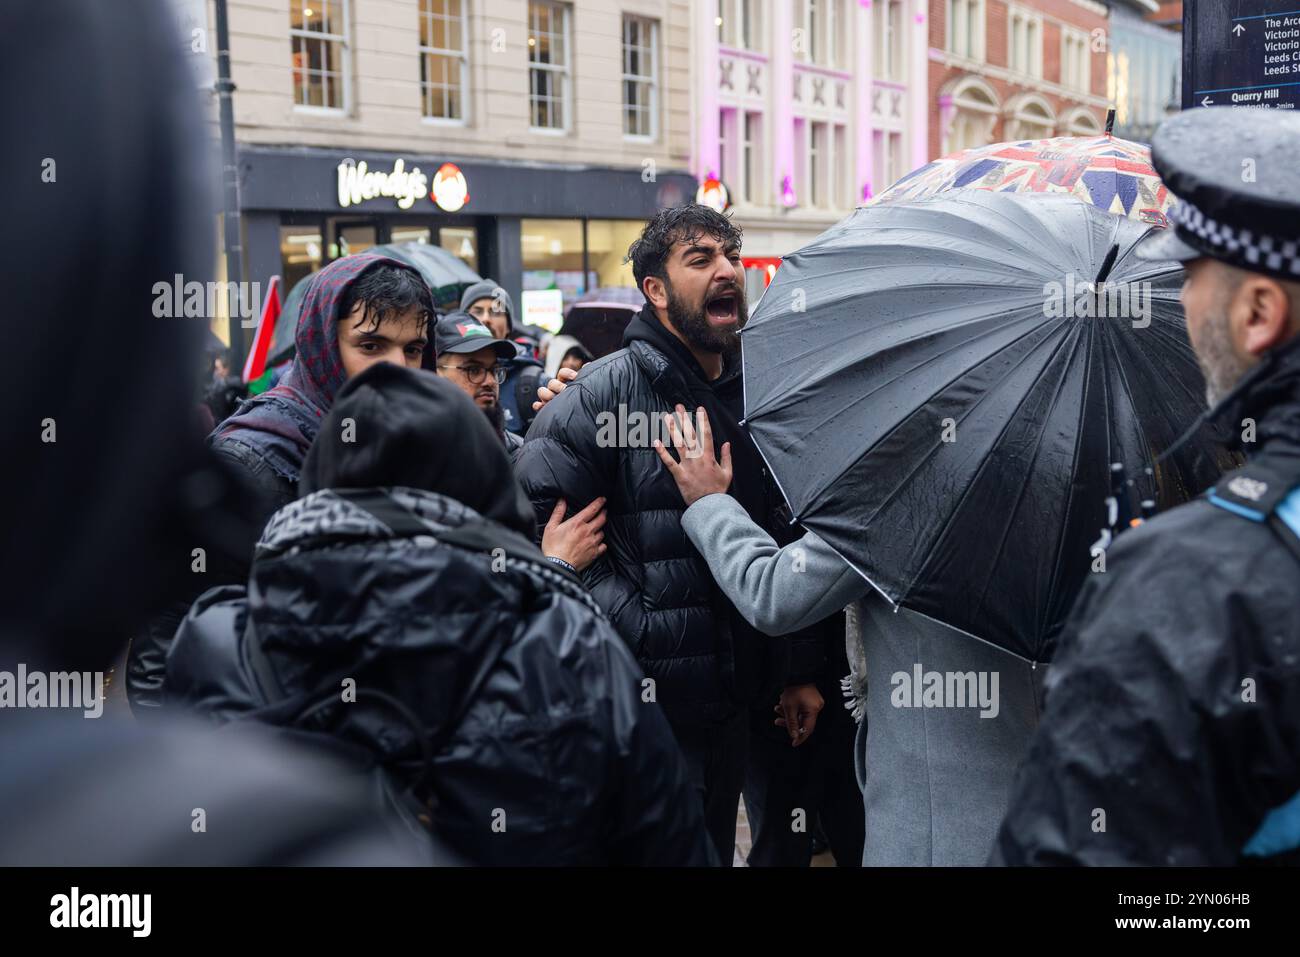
xmin=165 ymin=363 xmax=715 ymax=866
xmin=0 ymin=0 xmax=436 ymax=867
xmin=514 ymin=205 xmax=827 ymax=862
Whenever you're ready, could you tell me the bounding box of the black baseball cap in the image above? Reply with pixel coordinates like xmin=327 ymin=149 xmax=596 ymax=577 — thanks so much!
xmin=433 ymin=311 xmax=517 ymax=360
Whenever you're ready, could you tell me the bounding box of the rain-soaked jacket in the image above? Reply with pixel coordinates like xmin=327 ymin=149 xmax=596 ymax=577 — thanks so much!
xmin=166 ymin=366 xmax=714 ymax=866
xmin=992 ymin=335 xmax=1300 ymax=865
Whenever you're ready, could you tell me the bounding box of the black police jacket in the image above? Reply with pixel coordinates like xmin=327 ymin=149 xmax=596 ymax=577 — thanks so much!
xmin=992 ymin=336 xmax=1300 ymax=865
xmin=164 ymin=486 xmax=715 ymax=866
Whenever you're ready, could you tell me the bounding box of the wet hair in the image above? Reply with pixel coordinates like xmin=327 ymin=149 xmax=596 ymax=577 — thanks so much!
xmin=626 ymin=204 xmax=743 ymax=296
xmin=339 ymin=262 xmax=435 ymax=336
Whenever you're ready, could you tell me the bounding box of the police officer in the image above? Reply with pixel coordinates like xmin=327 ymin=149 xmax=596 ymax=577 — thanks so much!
xmin=992 ymin=107 xmax=1300 ymax=865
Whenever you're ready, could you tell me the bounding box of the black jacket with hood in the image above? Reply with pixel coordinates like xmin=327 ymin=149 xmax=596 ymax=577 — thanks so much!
xmin=514 ymin=305 xmax=826 ymax=726
xmin=992 ymin=335 xmax=1300 ymax=866
xmin=0 ymin=0 xmax=436 ymax=867
xmin=165 ymin=365 xmax=715 ymax=866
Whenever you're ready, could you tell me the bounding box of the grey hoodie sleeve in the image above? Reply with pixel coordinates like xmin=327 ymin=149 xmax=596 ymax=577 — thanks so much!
xmin=679 ymin=493 xmax=870 ymax=635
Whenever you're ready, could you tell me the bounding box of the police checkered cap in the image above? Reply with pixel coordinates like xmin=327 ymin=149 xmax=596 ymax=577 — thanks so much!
xmin=1137 ymin=199 xmax=1300 ymax=280
xmin=1134 ymin=108 xmax=1300 ymax=283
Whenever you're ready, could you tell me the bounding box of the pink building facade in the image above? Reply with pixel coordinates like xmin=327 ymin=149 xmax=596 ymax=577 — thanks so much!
xmin=692 ymin=1 xmax=931 ymax=289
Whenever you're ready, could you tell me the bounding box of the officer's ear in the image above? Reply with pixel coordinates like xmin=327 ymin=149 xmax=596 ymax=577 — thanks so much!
xmin=1236 ymin=273 xmax=1296 ymax=357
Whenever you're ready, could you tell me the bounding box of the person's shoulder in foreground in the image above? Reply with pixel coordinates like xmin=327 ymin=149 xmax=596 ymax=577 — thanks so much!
xmin=170 ymin=364 xmax=717 ymax=866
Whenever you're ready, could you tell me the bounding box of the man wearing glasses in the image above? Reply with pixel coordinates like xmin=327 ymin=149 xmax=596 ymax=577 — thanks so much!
xmin=434 ymin=312 xmax=606 ymax=576
xmin=434 ymin=312 xmax=517 ymax=452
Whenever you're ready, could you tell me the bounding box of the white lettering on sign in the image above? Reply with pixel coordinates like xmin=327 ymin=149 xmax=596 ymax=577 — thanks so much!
xmin=1263 ymin=17 xmax=1300 ymax=79
xmin=337 ymin=158 xmax=429 ymax=210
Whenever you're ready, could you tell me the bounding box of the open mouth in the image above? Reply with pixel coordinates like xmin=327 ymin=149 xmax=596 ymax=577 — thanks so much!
xmin=705 ymin=290 xmax=739 ymax=323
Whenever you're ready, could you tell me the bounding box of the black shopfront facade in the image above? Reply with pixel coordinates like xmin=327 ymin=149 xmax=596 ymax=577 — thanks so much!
xmin=236 ymin=144 xmax=698 ymax=321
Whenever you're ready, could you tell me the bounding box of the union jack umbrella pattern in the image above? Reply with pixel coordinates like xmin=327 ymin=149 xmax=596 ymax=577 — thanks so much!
xmin=874 ymin=135 xmax=1175 ymax=227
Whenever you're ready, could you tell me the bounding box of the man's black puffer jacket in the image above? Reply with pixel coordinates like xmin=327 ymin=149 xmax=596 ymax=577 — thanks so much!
xmin=165 ymin=485 xmax=715 ymax=866
xmin=515 ymin=307 xmax=817 ymax=724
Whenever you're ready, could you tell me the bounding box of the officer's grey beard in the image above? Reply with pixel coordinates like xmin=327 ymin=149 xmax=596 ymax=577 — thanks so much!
xmin=1195 ymin=310 xmax=1254 ymax=408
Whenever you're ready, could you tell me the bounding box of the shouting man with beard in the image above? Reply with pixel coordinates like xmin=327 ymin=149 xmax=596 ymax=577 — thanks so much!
xmin=516 ymin=205 xmax=828 ymax=863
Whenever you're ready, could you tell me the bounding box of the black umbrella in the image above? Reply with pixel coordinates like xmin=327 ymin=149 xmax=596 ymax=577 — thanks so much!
xmin=369 ymin=241 xmax=482 ymax=308
xmin=741 ymin=191 xmax=1237 ymax=662
xmin=561 ymin=287 xmax=643 ymax=359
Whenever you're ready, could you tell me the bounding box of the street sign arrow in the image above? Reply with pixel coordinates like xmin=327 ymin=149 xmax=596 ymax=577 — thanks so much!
xmin=1233 ymin=23 xmax=1246 ymax=36
xmin=1202 ymin=95 xmax=1214 ymax=107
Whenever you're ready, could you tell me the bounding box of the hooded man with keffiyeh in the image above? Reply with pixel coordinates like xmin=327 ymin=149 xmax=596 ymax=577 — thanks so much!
xmin=126 ymin=254 xmax=434 ymax=712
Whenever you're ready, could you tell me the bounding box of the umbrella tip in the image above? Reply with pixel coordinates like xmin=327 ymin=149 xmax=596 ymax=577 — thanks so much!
xmin=1105 ymin=108 xmax=1116 ymax=135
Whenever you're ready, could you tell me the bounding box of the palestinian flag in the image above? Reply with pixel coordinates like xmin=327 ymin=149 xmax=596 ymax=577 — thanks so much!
xmin=242 ymin=275 xmax=281 ymax=384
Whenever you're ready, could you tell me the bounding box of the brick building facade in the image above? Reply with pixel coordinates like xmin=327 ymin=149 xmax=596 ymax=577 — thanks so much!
xmin=927 ymin=0 xmax=1112 ymax=159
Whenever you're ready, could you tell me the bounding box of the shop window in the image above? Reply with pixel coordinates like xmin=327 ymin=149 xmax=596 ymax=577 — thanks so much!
xmin=291 ymin=0 xmax=349 ymax=110
xmin=391 ymin=226 xmax=432 ymax=245
xmin=337 ymin=223 xmax=376 ymax=258
xmin=586 ymin=220 xmax=644 ymax=290
xmin=280 ymin=225 xmax=324 ymax=292
xmin=522 ymin=219 xmax=587 ymax=315
xmin=793 ymin=118 xmax=807 ymax=204
xmin=440 ymin=226 xmax=478 ymax=272
xmin=420 ymin=0 xmax=469 ymax=121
